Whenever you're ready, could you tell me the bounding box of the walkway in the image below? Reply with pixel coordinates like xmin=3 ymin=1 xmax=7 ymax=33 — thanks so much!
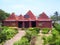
xmin=35 ymin=30 xmax=51 ymax=45
xmin=4 ymin=30 xmax=25 ymax=45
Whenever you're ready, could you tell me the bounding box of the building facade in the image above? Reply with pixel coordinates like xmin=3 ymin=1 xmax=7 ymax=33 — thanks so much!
xmin=3 ymin=10 xmax=52 ymax=29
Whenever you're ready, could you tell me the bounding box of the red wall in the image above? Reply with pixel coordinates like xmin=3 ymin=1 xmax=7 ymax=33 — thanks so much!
xmin=3 ymin=21 xmax=52 ymax=29
xmin=3 ymin=21 xmax=18 ymax=27
xmin=37 ymin=21 xmax=52 ymax=29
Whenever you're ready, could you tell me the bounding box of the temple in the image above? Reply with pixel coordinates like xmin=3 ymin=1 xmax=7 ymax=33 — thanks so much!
xmin=3 ymin=10 xmax=52 ymax=29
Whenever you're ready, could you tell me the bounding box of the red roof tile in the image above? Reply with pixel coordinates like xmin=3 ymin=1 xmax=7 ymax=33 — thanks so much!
xmin=18 ymin=14 xmax=33 ymax=21
xmin=4 ymin=11 xmax=52 ymax=21
xmin=4 ymin=13 xmax=18 ymax=21
xmin=18 ymin=14 xmax=24 ymax=21
xmin=25 ymin=10 xmax=36 ymax=20
xmin=23 ymin=18 xmax=31 ymax=21
xmin=37 ymin=19 xmax=52 ymax=21
xmin=38 ymin=12 xmax=52 ymax=21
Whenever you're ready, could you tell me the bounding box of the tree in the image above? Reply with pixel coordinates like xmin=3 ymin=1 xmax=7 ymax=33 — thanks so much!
xmin=0 ymin=9 xmax=10 ymax=22
xmin=54 ymin=11 xmax=59 ymax=21
xmin=51 ymin=15 xmax=56 ymax=21
xmin=51 ymin=11 xmax=59 ymax=21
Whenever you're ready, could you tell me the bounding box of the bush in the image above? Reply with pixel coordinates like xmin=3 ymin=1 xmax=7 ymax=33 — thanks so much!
xmin=14 ymin=27 xmax=40 ymax=45
xmin=21 ymin=28 xmax=27 ymax=30
xmin=25 ymin=30 xmax=37 ymax=42
xmin=52 ymin=28 xmax=59 ymax=37
xmin=1 ymin=27 xmax=18 ymax=40
xmin=42 ymin=28 xmax=50 ymax=34
xmin=33 ymin=27 xmax=40 ymax=34
xmin=43 ymin=28 xmax=60 ymax=45
xmin=14 ymin=37 xmax=30 ymax=45
xmin=0 ymin=33 xmax=6 ymax=43
xmin=0 ymin=26 xmax=18 ymax=43
xmin=42 ymin=36 xmax=48 ymax=45
xmin=0 ymin=26 xmax=2 ymax=30
xmin=28 ymin=27 xmax=40 ymax=34
xmin=54 ymin=23 xmax=60 ymax=32
xmin=24 ymin=27 xmax=40 ymax=42
xmin=43 ymin=35 xmax=56 ymax=45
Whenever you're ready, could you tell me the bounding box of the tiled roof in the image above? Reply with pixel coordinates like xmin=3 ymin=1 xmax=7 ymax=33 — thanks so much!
xmin=37 ymin=19 xmax=52 ymax=21
xmin=18 ymin=14 xmax=24 ymax=21
xmin=25 ymin=10 xmax=36 ymax=20
xmin=38 ymin=12 xmax=52 ymax=21
xmin=18 ymin=14 xmax=34 ymax=21
xmin=4 ymin=11 xmax=52 ymax=21
xmin=4 ymin=13 xmax=18 ymax=21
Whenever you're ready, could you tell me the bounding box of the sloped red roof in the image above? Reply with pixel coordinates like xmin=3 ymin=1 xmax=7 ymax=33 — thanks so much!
xmin=25 ymin=10 xmax=36 ymax=20
xmin=18 ymin=14 xmax=24 ymax=21
xmin=4 ymin=13 xmax=18 ymax=21
xmin=4 ymin=11 xmax=52 ymax=21
xmin=18 ymin=14 xmax=33 ymax=21
xmin=24 ymin=18 xmax=31 ymax=21
xmin=38 ymin=12 xmax=52 ymax=21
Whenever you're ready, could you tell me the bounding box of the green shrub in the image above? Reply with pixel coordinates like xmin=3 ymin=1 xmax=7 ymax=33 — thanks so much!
xmin=52 ymin=29 xmax=59 ymax=37
xmin=0 ymin=33 xmax=6 ymax=43
xmin=0 ymin=26 xmax=2 ymax=30
xmin=43 ymin=35 xmax=56 ymax=45
xmin=42 ymin=36 xmax=48 ymax=45
xmin=28 ymin=27 xmax=40 ymax=34
xmin=14 ymin=27 xmax=40 ymax=45
xmin=42 ymin=28 xmax=50 ymax=34
xmin=47 ymin=35 xmax=60 ymax=45
xmin=14 ymin=37 xmax=30 ymax=45
xmin=54 ymin=23 xmax=60 ymax=32
xmin=28 ymin=28 xmax=34 ymax=31
xmin=25 ymin=30 xmax=37 ymax=42
xmin=21 ymin=28 xmax=27 ymax=30
xmin=0 ymin=26 xmax=18 ymax=43
xmin=1 ymin=28 xmax=18 ymax=40
xmin=43 ymin=28 xmax=60 ymax=45
xmin=33 ymin=27 xmax=40 ymax=34
xmin=24 ymin=27 xmax=40 ymax=42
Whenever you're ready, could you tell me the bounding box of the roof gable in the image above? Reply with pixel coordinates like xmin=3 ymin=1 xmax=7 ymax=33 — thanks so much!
xmin=5 ymin=13 xmax=18 ymax=21
xmin=38 ymin=12 xmax=51 ymax=21
xmin=4 ymin=11 xmax=52 ymax=21
xmin=18 ymin=14 xmax=24 ymax=21
xmin=38 ymin=12 xmax=49 ymax=19
xmin=25 ymin=10 xmax=36 ymax=20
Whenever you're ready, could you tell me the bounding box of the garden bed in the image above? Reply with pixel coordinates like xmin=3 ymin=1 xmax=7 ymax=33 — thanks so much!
xmin=14 ymin=27 xmax=40 ymax=45
xmin=0 ymin=26 xmax=18 ymax=44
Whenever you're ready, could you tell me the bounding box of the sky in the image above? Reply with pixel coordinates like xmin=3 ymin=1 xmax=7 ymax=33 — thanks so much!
xmin=0 ymin=0 xmax=60 ymax=17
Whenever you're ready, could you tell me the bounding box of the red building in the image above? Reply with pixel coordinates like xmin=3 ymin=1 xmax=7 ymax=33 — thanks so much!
xmin=3 ymin=10 xmax=52 ymax=29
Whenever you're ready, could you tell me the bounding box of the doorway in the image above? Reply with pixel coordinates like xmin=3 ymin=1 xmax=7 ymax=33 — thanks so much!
xmin=24 ymin=21 xmax=29 ymax=28
xmin=31 ymin=21 xmax=36 ymax=27
xmin=18 ymin=21 xmax=23 ymax=28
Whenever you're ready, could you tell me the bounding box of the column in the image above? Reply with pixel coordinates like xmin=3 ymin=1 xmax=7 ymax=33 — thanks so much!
xmin=16 ymin=21 xmax=18 ymax=27
xmin=36 ymin=21 xmax=38 ymax=27
xmin=29 ymin=21 xmax=31 ymax=27
xmin=23 ymin=21 xmax=24 ymax=28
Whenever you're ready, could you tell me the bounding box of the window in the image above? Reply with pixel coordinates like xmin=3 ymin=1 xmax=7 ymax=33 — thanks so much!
xmin=24 ymin=14 xmax=29 ymax=18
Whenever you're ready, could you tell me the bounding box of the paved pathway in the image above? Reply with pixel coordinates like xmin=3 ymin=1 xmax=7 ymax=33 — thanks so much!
xmin=4 ymin=30 xmax=25 ymax=45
